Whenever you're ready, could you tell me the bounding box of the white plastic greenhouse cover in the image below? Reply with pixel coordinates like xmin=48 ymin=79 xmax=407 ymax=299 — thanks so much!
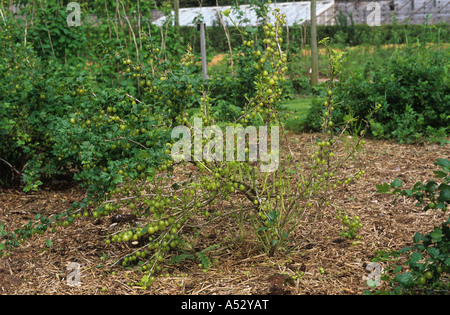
xmin=153 ymin=1 xmax=334 ymax=27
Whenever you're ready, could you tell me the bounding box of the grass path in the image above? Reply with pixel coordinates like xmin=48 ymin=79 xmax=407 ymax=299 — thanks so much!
xmin=281 ymin=95 xmax=312 ymax=132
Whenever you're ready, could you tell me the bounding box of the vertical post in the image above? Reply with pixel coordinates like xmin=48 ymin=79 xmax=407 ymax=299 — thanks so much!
xmin=199 ymin=23 xmax=209 ymax=82
xmin=310 ymin=0 xmax=318 ymax=86
xmin=174 ymin=0 xmax=180 ymax=29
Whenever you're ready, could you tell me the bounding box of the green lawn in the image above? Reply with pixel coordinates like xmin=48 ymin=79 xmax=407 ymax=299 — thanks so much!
xmin=280 ymin=95 xmax=312 ymax=132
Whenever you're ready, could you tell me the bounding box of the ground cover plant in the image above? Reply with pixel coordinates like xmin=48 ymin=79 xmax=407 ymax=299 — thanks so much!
xmin=373 ymin=158 xmax=450 ymax=294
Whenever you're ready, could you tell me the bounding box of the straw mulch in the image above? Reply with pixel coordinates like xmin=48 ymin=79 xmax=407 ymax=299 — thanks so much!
xmin=1 ymin=133 xmax=448 ymax=295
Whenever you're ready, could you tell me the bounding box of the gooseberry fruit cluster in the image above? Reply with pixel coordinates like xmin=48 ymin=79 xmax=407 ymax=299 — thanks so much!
xmin=336 ymin=210 xmax=363 ymax=240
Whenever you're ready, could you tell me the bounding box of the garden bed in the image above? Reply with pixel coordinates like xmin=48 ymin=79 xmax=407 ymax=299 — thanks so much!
xmin=1 ymin=134 xmax=448 ymax=295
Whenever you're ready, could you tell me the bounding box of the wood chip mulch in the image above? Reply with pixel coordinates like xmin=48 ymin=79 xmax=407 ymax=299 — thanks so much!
xmin=1 ymin=133 xmax=448 ymax=295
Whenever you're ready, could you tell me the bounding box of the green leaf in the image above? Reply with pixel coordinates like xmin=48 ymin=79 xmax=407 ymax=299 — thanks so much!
xmin=268 ymin=210 xmax=278 ymax=221
xmin=376 ymin=183 xmax=390 ymax=193
xmin=438 ymin=183 xmax=450 ymax=203
xmin=245 ymin=26 xmax=257 ymax=34
xmin=408 ymin=252 xmax=422 ymax=264
xmin=433 ymin=170 xmax=447 ymax=178
xmin=430 ymin=227 xmax=443 ymax=243
xmin=398 ymin=246 xmax=411 ymax=254
xmin=444 ymin=258 xmax=450 ymax=267
xmin=391 ymin=178 xmax=403 ymax=188
xmin=40 ymin=215 xmax=48 ymax=224
xmin=169 ymin=251 xmax=194 ymax=264
xmin=45 ymin=239 xmax=53 ymax=248
xmin=427 ymin=247 xmax=440 ymax=258
xmin=435 ymin=158 xmax=450 ymax=172
xmin=196 ymin=252 xmax=211 ymax=270
xmin=413 ymin=232 xmax=423 ymax=243
xmin=201 ymin=244 xmax=220 ymax=253
xmin=414 ymin=262 xmax=426 ymax=273
xmin=137 ymin=150 xmax=151 ymax=159
xmin=394 ymin=272 xmax=414 ymax=288
xmin=424 ymin=180 xmax=438 ymax=193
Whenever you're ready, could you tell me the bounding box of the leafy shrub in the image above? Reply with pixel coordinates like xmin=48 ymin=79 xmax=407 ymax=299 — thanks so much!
xmin=302 ymin=95 xmax=326 ymax=131
xmin=308 ymin=45 xmax=450 ymax=143
xmin=208 ymin=46 xmax=293 ymax=122
xmin=0 ymin=15 xmax=202 ymax=192
xmin=9 ymin=1 xmax=91 ymax=62
xmin=307 ymin=23 xmax=449 ymax=47
xmin=0 ymin=20 xmax=49 ymax=190
xmin=208 ymin=50 xmax=261 ymax=121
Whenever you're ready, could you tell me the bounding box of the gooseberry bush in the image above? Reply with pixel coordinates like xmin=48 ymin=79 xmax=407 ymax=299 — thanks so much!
xmin=1 ymin=4 xmax=374 ymax=289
